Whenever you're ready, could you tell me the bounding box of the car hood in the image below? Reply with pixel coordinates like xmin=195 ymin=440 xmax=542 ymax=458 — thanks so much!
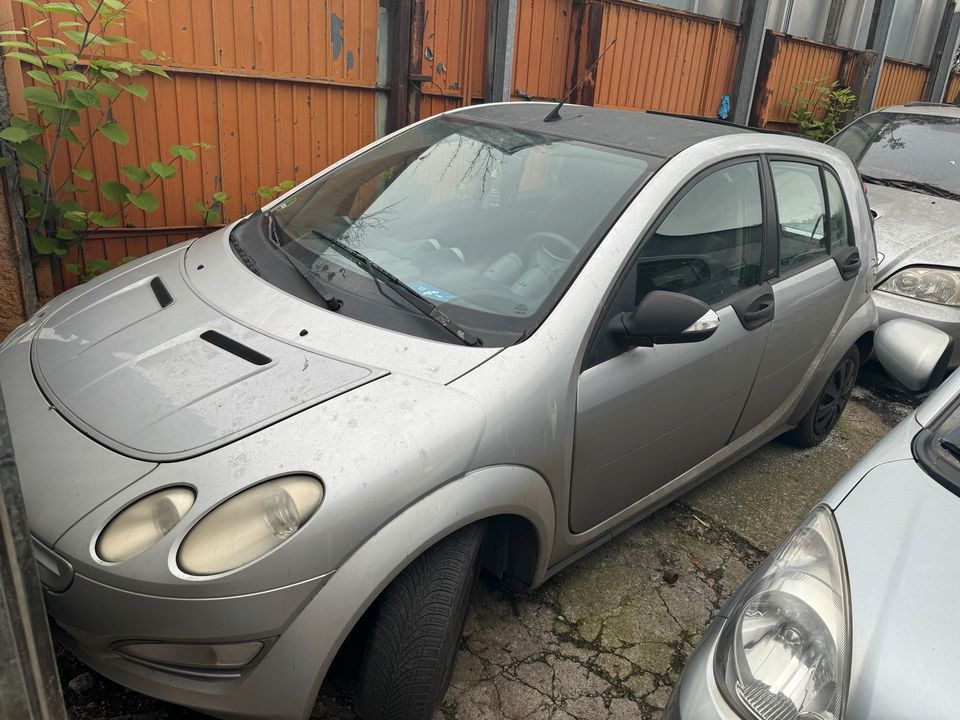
xmin=868 ymin=184 xmax=960 ymax=282
xmin=835 ymin=458 xmax=960 ymax=719
xmin=31 ymin=243 xmax=388 ymax=461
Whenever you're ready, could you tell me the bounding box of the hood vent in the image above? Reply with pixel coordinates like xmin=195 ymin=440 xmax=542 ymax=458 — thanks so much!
xmin=150 ymin=276 xmax=174 ymax=308
xmin=199 ymin=330 xmax=272 ymax=366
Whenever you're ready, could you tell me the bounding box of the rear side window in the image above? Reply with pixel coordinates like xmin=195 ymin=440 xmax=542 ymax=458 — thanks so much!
xmin=824 ymin=171 xmax=852 ymax=249
xmin=771 ymin=161 xmax=827 ymax=272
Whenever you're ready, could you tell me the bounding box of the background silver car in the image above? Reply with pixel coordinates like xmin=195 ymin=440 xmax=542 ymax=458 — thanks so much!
xmin=830 ymin=103 xmax=960 ymax=370
xmin=2 ymin=103 xmax=880 ymax=720
xmin=665 ymin=319 xmax=956 ymax=720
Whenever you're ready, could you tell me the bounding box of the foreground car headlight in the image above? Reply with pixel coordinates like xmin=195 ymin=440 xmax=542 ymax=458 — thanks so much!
xmin=878 ymin=266 xmax=960 ymax=306
xmin=97 ymin=487 xmax=195 ymax=563
xmin=178 ymin=475 xmax=323 ymax=576
xmin=715 ymin=506 xmax=850 ymax=720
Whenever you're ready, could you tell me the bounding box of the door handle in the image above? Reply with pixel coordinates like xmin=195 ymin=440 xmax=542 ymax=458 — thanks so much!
xmin=834 ymin=247 xmax=861 ymax=280
xmin=734 ymin=292 xmax=775 ymax=331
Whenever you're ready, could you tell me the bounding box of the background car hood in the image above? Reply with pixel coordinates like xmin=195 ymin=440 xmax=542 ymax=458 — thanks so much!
xmin=868 ymin=184 xmax=960 ymax=283
xmin=835 ymin=459 xmax=960 ymax=720
xmin=32 ymin=245 xmax=385 ymax=461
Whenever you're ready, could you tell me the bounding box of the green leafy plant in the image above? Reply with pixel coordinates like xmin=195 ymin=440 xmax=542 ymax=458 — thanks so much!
xmin=0 ymin=0 xmax=205 ymax=278
xmin=256 ymin=179 xmax=295 ymax=200
xmin=195 ymin=180 xmax=295 ymax=226
xmin=782 ymin=78 xmax=857 ymax=142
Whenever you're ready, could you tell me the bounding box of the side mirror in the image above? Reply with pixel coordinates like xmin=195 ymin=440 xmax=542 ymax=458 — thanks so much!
xmin=875 ymin=318 xmax=953 ymax=392
xmin=613 ymin=290 xmax=719 ymax=347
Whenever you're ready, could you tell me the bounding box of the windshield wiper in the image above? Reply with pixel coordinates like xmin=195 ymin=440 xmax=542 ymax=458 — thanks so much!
xmin=264 ymin=214 xmax=342 ymax=311
xmin=861 ymin=174 xmax=960 ymax=201
xmin=311 ymin=229 xmax=482 ymax=346
xmin=941 ymin=427 xmax=960 ymax=463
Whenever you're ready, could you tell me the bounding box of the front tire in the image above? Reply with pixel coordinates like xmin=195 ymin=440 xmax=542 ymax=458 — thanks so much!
xmin=357 ymin=523 xmax=485 ymax=720
xmin=787 ymin=345 xmax=859 ymax=448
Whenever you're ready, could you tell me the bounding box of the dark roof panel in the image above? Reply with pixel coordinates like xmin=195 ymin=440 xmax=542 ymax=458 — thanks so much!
xmin=455 ymin=103 xmax=754 ymax=158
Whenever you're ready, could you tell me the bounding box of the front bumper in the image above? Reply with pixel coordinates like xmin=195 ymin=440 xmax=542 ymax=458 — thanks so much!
xmin=664 ymin=618 xmax=742 ymax=720
xmin=874 ymin=289 xmax=960 ymax=367
xmin=45 ymin=563 xmax=335 ymax=720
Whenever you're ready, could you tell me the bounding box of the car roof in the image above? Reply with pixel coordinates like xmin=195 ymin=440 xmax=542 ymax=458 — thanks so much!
xmin=453 ymin=102 xmax=757 ymax=159
xmin=874 ymin=102 xmax=960 ymax=119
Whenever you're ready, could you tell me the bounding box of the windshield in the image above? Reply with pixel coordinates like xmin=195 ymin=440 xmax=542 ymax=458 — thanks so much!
xmin=829 ymin=112 xmax=960 ymax=198
xmin=915 ymin=392 xmax=960 ymax=498
xmin=235 ymin=116 xmax=656 ymax=345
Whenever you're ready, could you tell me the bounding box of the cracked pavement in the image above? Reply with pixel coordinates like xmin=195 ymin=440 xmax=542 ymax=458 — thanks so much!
xmin=56 ymin=386 xmax=914 ymax=720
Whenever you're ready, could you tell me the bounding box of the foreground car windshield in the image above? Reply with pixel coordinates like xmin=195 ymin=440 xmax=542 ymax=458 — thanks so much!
xmin=916 ymin=394 xmax=960 ymax=497
xmin=235 ymin=116 xmax=656 ymax=345
xmin=830 ymin=112 xmax=960 ymax=198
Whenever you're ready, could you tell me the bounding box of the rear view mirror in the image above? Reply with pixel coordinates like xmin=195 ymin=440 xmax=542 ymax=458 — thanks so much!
xmin=875 ymin=318 xmax=953 ymax=392
xmin=613 ymin=290 xmax=719 ymax=347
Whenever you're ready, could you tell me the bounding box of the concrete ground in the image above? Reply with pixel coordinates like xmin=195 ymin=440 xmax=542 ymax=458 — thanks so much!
xmin=56 ymin=386 xmax=915 ymax=720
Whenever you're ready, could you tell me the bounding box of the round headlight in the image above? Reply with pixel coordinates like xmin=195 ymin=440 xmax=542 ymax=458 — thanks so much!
xmin=96 ymin=487 xmax=195 ymax=563
xmin=879 ymin=266 xmax=960 ymax=306
xmin=177 ymin=475 xmax=323 ymax=576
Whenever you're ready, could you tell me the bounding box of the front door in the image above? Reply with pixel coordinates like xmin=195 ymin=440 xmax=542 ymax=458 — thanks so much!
xmin=570 ymin=159 xmax=774 ymax=534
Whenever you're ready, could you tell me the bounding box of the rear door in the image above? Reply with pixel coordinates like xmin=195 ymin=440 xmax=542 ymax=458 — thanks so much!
xmin=570 ymin=159 xmax=775 ymax=533
xmin=732 ymin=158 xmax=861 ymax=437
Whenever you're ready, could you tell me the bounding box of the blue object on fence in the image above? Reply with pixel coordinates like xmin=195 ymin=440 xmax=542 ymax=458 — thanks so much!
xmin=718 ymin=95 xmax=731 ymax=120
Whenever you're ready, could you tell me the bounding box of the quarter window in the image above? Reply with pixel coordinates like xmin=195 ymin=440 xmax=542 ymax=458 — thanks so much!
xmin=636 ymin=161 xmax=763 ymax=306
xmin=824 ymin=171 xmax=852 ymax=249
xmin=771 ymin=161 xmax=828 ymax=272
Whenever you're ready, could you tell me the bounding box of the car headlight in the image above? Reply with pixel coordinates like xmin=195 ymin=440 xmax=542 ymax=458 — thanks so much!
xmin=97 ymin=487 xmax=195 ymax=563
xmin=878 ymin=266 xmax=960 ymax=306
xmin=714 ymin=506 xmax=850 ymax=720
xmin=177 ymin=475 xmax=323 ymax=576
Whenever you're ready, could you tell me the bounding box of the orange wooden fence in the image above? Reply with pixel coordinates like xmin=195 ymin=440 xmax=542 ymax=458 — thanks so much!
xmin=576 ymin=1 xmax=740 ymax=116
xmin=750 ymin=32 xmax=861 ymax=130
xmin=874 ymin=57 xmax=930 ymax=108
xmin=512 ymin=0 xmax=575 ymax=101
xmin=948 ymin=72 xmax=960 ymax=104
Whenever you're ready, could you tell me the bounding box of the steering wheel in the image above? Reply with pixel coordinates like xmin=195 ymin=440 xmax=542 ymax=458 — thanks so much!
xmin=519 ymin=231 xmax=580 ymax=264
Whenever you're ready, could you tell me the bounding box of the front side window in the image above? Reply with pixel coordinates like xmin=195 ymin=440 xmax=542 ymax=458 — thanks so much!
xmin=239 ymin=117 xmax=656 ymax=345
xmin=829 ymin=112 xmax=960 ymax=199
xmin=771 ymin=161 xmax=827 ymax=272
xmin=636 ymin=161 xmax=763 ymax=305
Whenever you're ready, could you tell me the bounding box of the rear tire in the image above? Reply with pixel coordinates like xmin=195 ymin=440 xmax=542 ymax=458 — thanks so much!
xmin=357 ymin=523 xmax=485 ymax=720
xmin=787 ymin=345 xmax=859 ymax=448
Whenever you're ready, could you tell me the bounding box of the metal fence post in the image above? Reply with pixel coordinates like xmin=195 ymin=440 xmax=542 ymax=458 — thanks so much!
xmin=485 ymin=0 xmax=518 ymax=102
xmin=924 ymin=4 xmax=960 ymax=102
xmin=731 ymin=0 xmax=771 ymax=125
xmin=0 ymin=387 xmax=67 ymax=720
xmin=852 ymin=0 xmax=895 ymax=115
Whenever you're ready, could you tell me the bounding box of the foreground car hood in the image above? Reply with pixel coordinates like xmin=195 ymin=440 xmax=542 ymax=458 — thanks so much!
xmin=32 ymin=244 xmax=384 ymax=461
xmin=835 ymin=459 xmax=960 ymax=719
xmin=869 ymin=185 xmax=960 ymax=282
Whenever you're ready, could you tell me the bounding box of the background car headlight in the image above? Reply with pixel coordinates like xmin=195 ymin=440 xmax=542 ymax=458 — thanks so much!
xmin=878 ymin=266 xmax=960 ymax=306
xmin=177 ymin=475 xmax=323 ymax=576
xmin=97 ymin=487 xmax=195 ymax=563
xmin=714 ymin=505 xmax=850 ymax=720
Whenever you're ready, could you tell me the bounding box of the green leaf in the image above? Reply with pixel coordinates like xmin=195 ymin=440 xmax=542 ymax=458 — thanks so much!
xmin=7 ymin=51 xmax=43 ymax=68
xmin=40 ymin=3 xmax=84 ymax=15
xmin=277 ymin=179 xmax=295 ymax=191
xmin=121 ymin=165 xmax=150 ymax=183
xmin=93 ymin=83 xmax=120 ymax=99
xmin=14 ymin=0 xmax=42 ymax=11
xmin=204 ymin=209 xmax=220 ymax=223
xmin=97 ymin=122 xmax=128 ymax=145
xmin=100 ymin=180 xmax=129 ymax=203
xmin=62 ymin=29 xmax=85 ymax=44
xmin=0 ymin=40 xmax=33 ymax=49
xmin=72 ymin=167 xmax=92 ymax=181
xmin=0 ymin=30 xmax=26 ymax=36
xmin=65 ymin=262 xmax=79 ymax=274
xmin=257 ymin=186 xmax=274 ymax=199
xmin=86 ymin=258 xmax=111 ymax=273
xmin=37 ymin=36 xmax=68 ymax=46
xmin=192 ymin=201 xmax=207 ymax=213
xmin=62 ymin=209 xmax=86 ymax=223
xmin=54 ymin=69 xmax=87 ymax=83
xmin=169 ymin=144 xmax=196 ymax=162
xmin=16 ymin=139 xmax=47 ymax=167
xmin=20 ymin=177 xmax=42 ymax=194
xmin=31 ymin=231 xmax=58 ymax=254
xmin=0 ymin=157 xmax=10 ymax=168
xmin=212 ymin=190 xmax=228 ymax=203
xmin=26 ymin=69 xmax=54 ymax=85
xmin=143 ymin=65 xmax=169 ymax=79
xmin=65 ymin=86 xmax=97 ymax=107
xmin=61 ymin=127 xmax=80 ymax=145
xmin=0 ymin=126 xmax=30 ymax=142
xmin=23 ymin=85 xmax=62 ymax=107
xmin=148 ymin=161 xmax=175 ymax=179
xmin=88 ymin=211 xmax=119 ymax=227
xmin=140 ymin=48 xmax=157 ymax=61
xmin=126 ymin=190 xmax=158 ymax=212
xmin=102 ymin=0 xmax=124 ymax=10
xmin=122 ymin=83 xmax=147 ymax=100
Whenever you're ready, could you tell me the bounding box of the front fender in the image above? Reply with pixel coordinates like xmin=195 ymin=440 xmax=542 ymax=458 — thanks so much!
xmin=275 ymin=464 xmax=555 ymax=720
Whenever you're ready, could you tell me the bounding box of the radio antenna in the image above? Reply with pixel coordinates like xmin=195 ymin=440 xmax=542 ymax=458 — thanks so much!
xmin=544 ymin=38 xmax=618 ymax=123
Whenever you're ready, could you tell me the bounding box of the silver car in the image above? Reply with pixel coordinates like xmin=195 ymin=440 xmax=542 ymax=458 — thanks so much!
xmin=664 ymin=320 xmax=956 ymax=720
xmin=3 ymin=103 xmax=879 ymax=720
xmin=829 ymin=103 xmax=960 ymax=368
